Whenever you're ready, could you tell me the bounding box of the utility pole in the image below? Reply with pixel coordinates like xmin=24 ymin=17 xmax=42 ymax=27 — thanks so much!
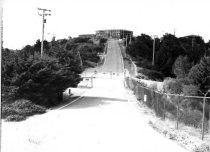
xmin=0 ymin=7 xmax=3 ymax=152
xmin=129 ymin=34 xmax=132 ymax=45
xmin=126 ymin=35 xmax=128 ymax=48
xmin=174 ymin=28 xmax=176 ymax=36
xmin=152 ymin=35 xmax=157 ymax=66
xmin=192 ymin=36 xmax=195 ymax=52
xmin=38 ymin=8 xmax=51 ymax=57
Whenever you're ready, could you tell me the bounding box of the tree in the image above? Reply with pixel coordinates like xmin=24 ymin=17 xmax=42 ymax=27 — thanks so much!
xmin=173 ymin=55 xmax=192 ymax=78
xmin=33 ymin=39 xmax=50 ymax=55
xmin=155 ymin=34 xmax=185 ymax=76
xmin=14 ymin=53 xmax=82 ymax=106
xmin=127 ymin=34 xmax=153 ymax=60
xmin=188 ymin=56 xmax=210 ymax=92
xmin=179 ymin=35 xmax=206 ymax=63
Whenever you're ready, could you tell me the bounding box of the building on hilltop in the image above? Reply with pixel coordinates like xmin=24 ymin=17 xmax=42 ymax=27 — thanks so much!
xmin=95 ymin=29 xmax=133 ymax=39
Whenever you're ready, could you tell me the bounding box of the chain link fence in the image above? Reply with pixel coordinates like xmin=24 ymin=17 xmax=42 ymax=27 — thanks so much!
xmin=125 ymin=76 xmax=210 ymax=140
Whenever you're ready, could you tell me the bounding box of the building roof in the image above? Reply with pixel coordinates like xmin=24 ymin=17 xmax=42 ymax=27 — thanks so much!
xmin=96 ymin=29 xmax=133 ymax=32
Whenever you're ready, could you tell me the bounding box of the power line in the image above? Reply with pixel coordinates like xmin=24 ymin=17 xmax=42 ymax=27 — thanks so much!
xmin=38 ymin=8 xmax=51 ymax=57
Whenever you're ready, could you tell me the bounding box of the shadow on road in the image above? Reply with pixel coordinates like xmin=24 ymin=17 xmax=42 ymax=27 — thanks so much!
xmin=63 ymin=96 xmax=127 ymax=109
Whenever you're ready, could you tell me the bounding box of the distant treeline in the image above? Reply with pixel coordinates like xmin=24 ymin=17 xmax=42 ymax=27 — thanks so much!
xmin=126 ymin=34 xmax=210 ymax=93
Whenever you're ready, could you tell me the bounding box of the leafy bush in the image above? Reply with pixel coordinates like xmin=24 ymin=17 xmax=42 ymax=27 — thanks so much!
xmin=138 ymin=68 xmax=164 ymax=81
xmin=136 ymin=58 xmax=153 ymax=69
xmin=180 ymin=109 xmax=203 ymax=128
xmin=182 ymin=84 xmax=199 ymax=96
xmin=2 ymin=106 xmax=19 ymax=119
xmin=163 ymin=78 xmax=183 ymax=94
xmin=150 ymin=83 xmax=158 ymax=91
xmin=11 ymin=99 xmax=46 ymax=116
xmin=136 ymin=73 xmax=148 ymax=80
xmin=2 ymin=99 xmax=46 ymax=121
xmin=6 ymin=115 xmax=26 ymax=122
xmin=146 ymin=70 xmax=164 ymax=81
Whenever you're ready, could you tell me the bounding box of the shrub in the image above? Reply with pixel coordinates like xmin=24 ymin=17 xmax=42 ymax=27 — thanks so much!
xmin=2 ymin=106 xmax=19 ymax=119
xmin=180 ymin=109 xmax=203 ymax=128
xmin=5 ymin=115 xmax=26 ymax=122
xmin=2 ymin=99 xmax=46 ymax=121
xmin=138 ymin=68 xmax=164 ymax=81
xmin=150 ymin=83 xmax=157 ymax=91
xmin=136 ymin=58 xmax=153 ymax=69
xmin=183 ymin=84 xmax=199 ymax=96
xmin=146 ymin=70 xmax=164 ymax=81
xmin=11 ymin=99 xmax=46 ymax=116
xmin=136 ymin=73 xmax=148 ymax=80
xmin=163 ymin=78 xmax=183 ymax=94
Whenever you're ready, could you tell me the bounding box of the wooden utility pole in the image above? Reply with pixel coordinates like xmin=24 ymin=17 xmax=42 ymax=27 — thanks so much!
xmin=38 ymin=8 xmax=51 ymax=57
xmin=152 ymin=35 xmax=157 ymax=66
xmin=0 ymin=6 xmax=3 ymax=152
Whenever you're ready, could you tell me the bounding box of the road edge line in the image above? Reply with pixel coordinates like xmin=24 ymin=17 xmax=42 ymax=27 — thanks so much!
xmin=58 ymin=95 xmax=84 ymax=110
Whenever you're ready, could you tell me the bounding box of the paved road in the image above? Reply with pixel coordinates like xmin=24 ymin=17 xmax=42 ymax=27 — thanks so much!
xmin=82 ymin=39 xmax=124 ymax=79
xmin=2 ymin=39 xmax=188 ymax=152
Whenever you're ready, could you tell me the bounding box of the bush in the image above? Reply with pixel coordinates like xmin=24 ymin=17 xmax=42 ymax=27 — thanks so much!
xmin=2 ymin=106 xmax=19 ymax=119
xmin=11 ymin=99 xmax=46 ymax=116
xmin=146 ymin=70 xmax=164 ymax=81
xmin=5 ymin=115 xmax=26 ymax=122
xmin=180 ymin=109 xmax=203 ymax=128
xmin=2 ymin=99 xmax=46 ymax=121
xmin=138 ymin=68 xmax=164 ymax=81
xmin=136 ymin=58 xmax=153 ymax=69
xmin=183 ymin=84 xmax=199 ymax=96
xmin=163 ymin=78 xmax=183 ymax=94
xmin=136 ymin=73 xmax=148 ymax=80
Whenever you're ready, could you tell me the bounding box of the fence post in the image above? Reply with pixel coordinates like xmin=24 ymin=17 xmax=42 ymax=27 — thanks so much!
xmin=152 ymin=91 xmax=155 ymax=111
xmin=91 ymin=77 xmax=93 ymax=88
xmin=176 ymin=99 xmax=180 ymax=130
xmin=142 ymin=87 xmax=145 ymax=103
xmin=156 ymin=93 xmax=159 ymax=115
xmin=209 ymin=101 xmax=210 ymax=137
xmin=201 ymin=97 xmax=206 ymax=140
xmin=163 ymin=95 xmax=166 ymax=120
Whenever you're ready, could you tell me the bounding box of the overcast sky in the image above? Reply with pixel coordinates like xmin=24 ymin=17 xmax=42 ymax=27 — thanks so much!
xmin=2 ymin=0 xmax=210 ymax=49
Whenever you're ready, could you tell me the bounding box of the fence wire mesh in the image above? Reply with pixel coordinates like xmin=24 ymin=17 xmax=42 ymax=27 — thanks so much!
xmin=125 ymin=77 xmax=210 ymax=140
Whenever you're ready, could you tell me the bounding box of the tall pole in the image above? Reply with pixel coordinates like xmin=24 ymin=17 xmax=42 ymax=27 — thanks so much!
xmin=41 ymin=14 xmax=44 ymax=57
xmin=129 ymin=34 xmax=132 ymax=44
xmin=152 ymin=35 xmax=157 ymax=66
xmin=0 ymin=6 xmax=3 ymax=152
xmin=192 ymin=36 xmax=195 ymax=52
xmin=126 ymin=35 xmax=128 ymax=48
xmin=38 ymin=8 xmax=51 ymax=57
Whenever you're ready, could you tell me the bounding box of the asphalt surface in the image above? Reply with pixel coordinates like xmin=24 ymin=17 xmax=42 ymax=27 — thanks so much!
xmin=82 ymin=39 xmax=124 ymax=78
